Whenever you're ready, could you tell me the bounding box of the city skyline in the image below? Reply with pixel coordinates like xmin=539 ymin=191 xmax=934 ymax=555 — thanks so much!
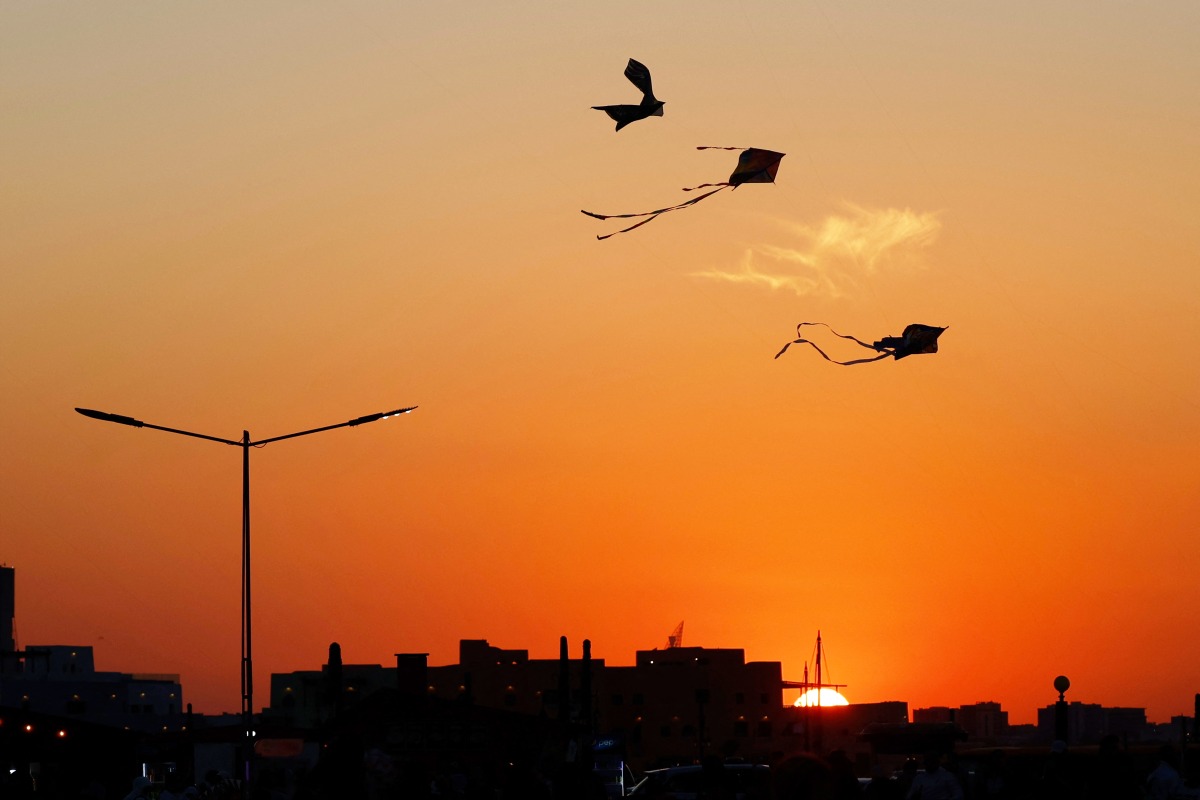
xmin=3 ymin=2 xmax=1197 ymax=727
xmin=4 ymin=569 xmax=1193 ymax=728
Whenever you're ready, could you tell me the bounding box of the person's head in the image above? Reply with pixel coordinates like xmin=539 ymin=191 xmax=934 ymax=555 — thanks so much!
xmin=923 ymin=750 xmax=942 ymax=773
xmin=1158 ymin=745 xmax=1180 ymax=769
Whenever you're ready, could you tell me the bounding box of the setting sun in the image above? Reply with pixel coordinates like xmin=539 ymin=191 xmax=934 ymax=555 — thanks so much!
xmin=794 ymin=688 xmax=850 ymax=708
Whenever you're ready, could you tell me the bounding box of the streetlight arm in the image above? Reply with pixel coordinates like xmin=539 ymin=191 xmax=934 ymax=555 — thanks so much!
xmin=250 ymin=406 xmax=416 ymax=447
xmin=75 ymin=408 xmax=242 ymax=447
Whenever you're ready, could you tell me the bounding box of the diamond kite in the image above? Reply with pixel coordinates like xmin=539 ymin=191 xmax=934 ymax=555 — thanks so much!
xmin=582 ymin=147 xmax=785 ymax=240
xmin=593 ymin=59 xmax=665 ymax=132
xmin=775 ymin=322 xmax=946 ymax=365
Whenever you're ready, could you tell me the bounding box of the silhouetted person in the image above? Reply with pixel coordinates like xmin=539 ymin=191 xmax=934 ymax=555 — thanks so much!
xmin=1083 ymin=735 xmax=1137 ymax=800
xmin=1146 ymin=745 xmax=1200 ymax=800
xmin=896 ymin=759 xmax=919 ymax=798
xmin=1037 ymin=741 xmax=1076 ymax=800
xmin=906 ymin=751 xmax=962 ymax=800
xmin=863 ymin=765 xmax=902 ymax=800
xmin=772 ymin=753 xmax=835 ymax=800
xmin=972 ymin=749 xmax=1013 ymax=800
xmin=943 ymin=752 xmax=970 ymax=799
xmin=827 ymin=750 xmax=862 ymax=799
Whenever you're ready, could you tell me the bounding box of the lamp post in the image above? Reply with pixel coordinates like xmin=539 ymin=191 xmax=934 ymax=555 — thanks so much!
xmin=1053 ymin=674 xmax=1070 ymax=744
xmin=75 ymin=404 xmax=416 ymax=792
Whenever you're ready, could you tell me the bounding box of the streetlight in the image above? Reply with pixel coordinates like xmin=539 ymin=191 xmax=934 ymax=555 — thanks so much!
xmin=74 ymin=404 xmax=417 ymax=790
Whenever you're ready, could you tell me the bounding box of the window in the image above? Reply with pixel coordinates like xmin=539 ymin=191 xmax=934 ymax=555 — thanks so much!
xmin=734 ymin=721 xmax=748 ymax=737
xmin=681 ymin=724 xmax=695 ymax=737
xmin=611 ymin=694 xmax=623 ymax=706
xmin=760 ymin=693 xmax=769 ymax=704
xmin=632 ymin=693 xmax=644 ymax=706
xmin=735 ymin=692 xmax=745 ymax=705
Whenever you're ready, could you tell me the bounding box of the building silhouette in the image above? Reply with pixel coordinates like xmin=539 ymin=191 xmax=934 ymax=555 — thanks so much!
xmin=265 ymin=636 xmax=912 ymax=770
xmin=1036 ymin=700 xmax=1149 ymax=744
xmin=913 ymin=702 xmax=1010 ymax=742
xmin=0 ymin=566 xmax=186 ymax=734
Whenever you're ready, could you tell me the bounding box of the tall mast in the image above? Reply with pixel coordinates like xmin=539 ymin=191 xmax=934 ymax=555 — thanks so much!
xmin=816 ymin=630 xmax=822 ymax=696
xmin=814 ymin=630 xmax=823 ymax=754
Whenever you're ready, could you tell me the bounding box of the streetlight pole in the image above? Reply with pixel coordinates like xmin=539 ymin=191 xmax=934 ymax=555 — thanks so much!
xmin=75 ymin=404 xmax=416 ymax=792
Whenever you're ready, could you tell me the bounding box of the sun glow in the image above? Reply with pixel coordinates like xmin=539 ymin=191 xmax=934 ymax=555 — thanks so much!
xmin=793 ymin=688 xmax=849 ymax=707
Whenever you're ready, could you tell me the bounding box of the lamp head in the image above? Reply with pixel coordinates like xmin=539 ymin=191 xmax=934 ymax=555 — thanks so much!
xmin=75 ymin=408 xmax=144 ymax=427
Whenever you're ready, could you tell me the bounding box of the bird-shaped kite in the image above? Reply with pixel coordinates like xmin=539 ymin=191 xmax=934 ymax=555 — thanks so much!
xmin=775 ymin=322 xmax=947 ymax=365
xmin=593 ymin=58 xmax=664 ymax=132
xmin=582 ymin=146 xmax=785 ymax=240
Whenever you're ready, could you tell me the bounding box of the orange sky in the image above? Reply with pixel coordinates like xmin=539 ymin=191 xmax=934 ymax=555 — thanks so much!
xmin=2 ymin=2 xmax=1197 ymax=726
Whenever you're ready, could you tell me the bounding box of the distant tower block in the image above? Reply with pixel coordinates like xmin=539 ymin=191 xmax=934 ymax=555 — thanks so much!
xmin=0 ymin=565 xmax=13 ymax=653
xmin=667 ymin=621 xmax=684 ymax=649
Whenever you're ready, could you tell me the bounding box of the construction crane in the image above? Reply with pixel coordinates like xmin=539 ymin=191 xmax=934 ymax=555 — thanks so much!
xmin=666 ymin=621 xmax=684 ymax=649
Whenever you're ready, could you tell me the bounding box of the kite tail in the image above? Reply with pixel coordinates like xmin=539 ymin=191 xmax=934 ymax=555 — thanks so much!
xmin=682 ymin=181 xmax=731 ymax=192
xmin=774 ymin=337 xmax=890 ymax=366
xmin=696 ymin=146 xmax=748 ymax=151
xmin=593 ymin=213 xmax=666 ymax=240
xmin=581 ymin=186 xmax=730 ymax=239
xmin=793 ymin=321 xmax=880 ymax=353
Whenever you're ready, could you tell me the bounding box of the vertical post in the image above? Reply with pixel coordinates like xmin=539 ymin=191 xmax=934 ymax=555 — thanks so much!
xmin=802 ymin=662 xmax=810 ymax=752
xmin=582 ymin=640 xmax=593 ymax=769
xmin=242 ymin=431 xmax=252 ymax=795
xmin=1053 ymin=675 xmax=1070 ymax=745
xmin=558 ymin=636 xmax=570 ymax=726
xmin=814 ymin=631 xmax=823 ymax=755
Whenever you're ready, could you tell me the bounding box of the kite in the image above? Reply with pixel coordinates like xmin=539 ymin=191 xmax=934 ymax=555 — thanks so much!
xmin=593 ymin=58 xmax=664 ymax=132
xmin=582 ymin=146 xmax=785 ymax=240
xmin=775 ymin=322 xmax=946 ymax=365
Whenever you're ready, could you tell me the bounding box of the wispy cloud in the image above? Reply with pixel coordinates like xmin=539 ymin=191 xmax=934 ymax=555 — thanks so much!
xmin=693 ymin=204 xmax=942 ymax=298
